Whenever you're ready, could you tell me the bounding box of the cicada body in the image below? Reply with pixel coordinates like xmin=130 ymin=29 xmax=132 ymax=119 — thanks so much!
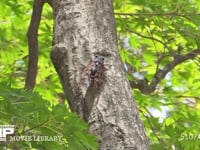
xmin=80 ymin=55 xmax=106 ymax=90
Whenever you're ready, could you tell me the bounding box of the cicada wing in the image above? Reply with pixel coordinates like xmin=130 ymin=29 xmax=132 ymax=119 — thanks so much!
xmin=79 ymin=60 xmax=94 ymax=84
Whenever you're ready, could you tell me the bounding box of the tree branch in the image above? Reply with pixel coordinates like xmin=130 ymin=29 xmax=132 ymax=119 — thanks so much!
xmin=25 ymin=0 xmax=52 ymax=90
xmin=25 ymin=0 xmax=45 ymax=90
xmin=130 ymin=30 xmax=166 ymax=46
xmin=130 ymin=49 xmax=200 ymax=94
xmin=139 ymin=108 xmax=165 ymax=145
xmin=125 ymin=29 xmax=172 ymax=52
xmin=46 ymin=0 xmax=53 ymax=7
xmin=115 ymin=12 xmax=200 ymax=17
xmin=23 ymin=119 xmax=49 ymax=133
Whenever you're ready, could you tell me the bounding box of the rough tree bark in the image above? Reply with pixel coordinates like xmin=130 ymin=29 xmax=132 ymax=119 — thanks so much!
xmin=50 ymin=0 xmax=149 ymax=149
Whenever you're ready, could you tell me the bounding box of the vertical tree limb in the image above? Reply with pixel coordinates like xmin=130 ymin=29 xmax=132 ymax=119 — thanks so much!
xmin=25 ymin=0 xmax=45 ymax=90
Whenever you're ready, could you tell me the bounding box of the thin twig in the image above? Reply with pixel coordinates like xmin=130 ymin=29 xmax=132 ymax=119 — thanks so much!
xmin=115 ymin=12 xmax=200 ymax=17
xmin=126 ymin=29 xmax=171 ymax=51
xmin=23 ymin=119 xmax=50 ymax=133
xmin=139 ymin=108 xmax=166 ymax=145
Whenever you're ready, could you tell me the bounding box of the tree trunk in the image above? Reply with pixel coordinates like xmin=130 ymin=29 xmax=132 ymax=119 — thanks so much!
xmin=50 ymin=0 xmax=149 ymax=149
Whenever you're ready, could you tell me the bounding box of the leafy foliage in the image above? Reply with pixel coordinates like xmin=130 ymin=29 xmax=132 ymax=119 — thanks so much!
xmin=1 ymin=0 xmax=200 ymax=149
xmin=115 ymin=0 xmax=200 ymax=149
xmin=0 ymin=83 xmax=97 ymax=149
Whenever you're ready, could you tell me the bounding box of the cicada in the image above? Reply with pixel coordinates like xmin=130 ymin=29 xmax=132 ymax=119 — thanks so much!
xmin=80 ymin=55 xmax=106 ymax=90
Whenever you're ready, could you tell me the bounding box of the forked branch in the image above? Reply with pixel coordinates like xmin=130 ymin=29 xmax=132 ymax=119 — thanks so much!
xmin=130 ymin=49 xmax=200 ymax=94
